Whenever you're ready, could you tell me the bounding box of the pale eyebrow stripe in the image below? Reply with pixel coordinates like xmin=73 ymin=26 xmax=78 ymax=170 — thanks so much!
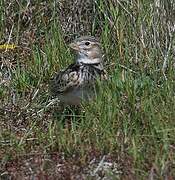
xmin=75 ymin=36 xmax=99 ymax=44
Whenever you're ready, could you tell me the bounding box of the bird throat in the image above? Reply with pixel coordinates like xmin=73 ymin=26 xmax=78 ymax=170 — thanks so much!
xmin=77 ymin=53 xmax=102 ymax=65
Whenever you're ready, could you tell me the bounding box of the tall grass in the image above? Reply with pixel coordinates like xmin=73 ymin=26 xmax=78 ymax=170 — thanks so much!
xmin=0 ymin=0 xmax=175 ymax=178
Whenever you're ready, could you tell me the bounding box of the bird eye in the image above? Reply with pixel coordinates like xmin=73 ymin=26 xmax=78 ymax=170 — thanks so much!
xmin=85 ymin=41 xmax=90 ymax=46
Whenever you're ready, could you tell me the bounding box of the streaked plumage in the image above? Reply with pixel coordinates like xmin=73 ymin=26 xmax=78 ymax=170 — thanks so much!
xmin=50 ymin=36 xmax=107 ymax=105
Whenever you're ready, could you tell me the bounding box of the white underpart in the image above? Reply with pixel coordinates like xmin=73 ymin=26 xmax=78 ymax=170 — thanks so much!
xmin=78 ymin=57 xmax=101 ymax=64
xmin=58 ymin=85 xmax=94 ymax=105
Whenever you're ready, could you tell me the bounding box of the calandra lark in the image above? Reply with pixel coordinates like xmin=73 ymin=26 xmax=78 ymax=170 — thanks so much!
xmin=50 ymin=36 xmax=107 ymax=105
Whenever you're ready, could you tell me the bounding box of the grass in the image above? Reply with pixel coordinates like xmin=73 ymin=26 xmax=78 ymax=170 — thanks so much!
xmin=0 ymin=0 xmax=175 ymax=179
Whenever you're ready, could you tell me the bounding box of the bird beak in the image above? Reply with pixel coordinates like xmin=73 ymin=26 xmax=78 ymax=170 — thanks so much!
xmin=69 ymin=43 xmax=80 ymax=51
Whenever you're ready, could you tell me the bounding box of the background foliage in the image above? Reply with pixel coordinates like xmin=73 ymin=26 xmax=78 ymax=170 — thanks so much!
xmin=0 ymin=0 xmax=175 ymax=179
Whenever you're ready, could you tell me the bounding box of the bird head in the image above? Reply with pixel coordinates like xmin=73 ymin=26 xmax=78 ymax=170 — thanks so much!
xmin=69 ymin=36 xmax=102 ymax=64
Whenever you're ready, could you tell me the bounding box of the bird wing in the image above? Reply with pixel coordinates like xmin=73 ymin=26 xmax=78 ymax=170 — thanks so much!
xmin=50 ymin=63 xmax=108 ymax=96
xmin=50 ymin=63 xmax=81 ymax=94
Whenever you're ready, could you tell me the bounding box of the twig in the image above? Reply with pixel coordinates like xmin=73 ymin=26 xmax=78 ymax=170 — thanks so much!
xmin=119 ymin=64 xmax=137 ymax=74
xmin=5 ymin=24 xmax=14 ymax=52
xmin=36 ymin=98 xmax=60 ymax=115
xmin=116 ymin=0 xmax=135 ymax=21
xmin=92 ymin=155 xmax=106 ymax=175
xmin=162 ymin=24 xmax=173 ymax=80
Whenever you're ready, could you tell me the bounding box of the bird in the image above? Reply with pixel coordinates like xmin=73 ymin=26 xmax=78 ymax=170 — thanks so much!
xmin=50 ymin=36 xmax=107 ymax=106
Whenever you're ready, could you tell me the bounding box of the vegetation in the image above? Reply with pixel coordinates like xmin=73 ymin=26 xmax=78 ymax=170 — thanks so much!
xmin=0 ymin=0 xmax=175 ymax=179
